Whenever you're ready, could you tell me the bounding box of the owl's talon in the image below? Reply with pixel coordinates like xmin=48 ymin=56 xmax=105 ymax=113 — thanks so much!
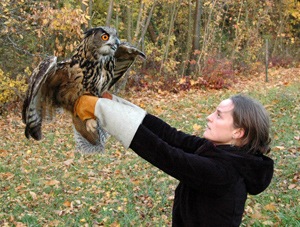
xmin=72 ymin=116 xmax=98 ymax=145
xmin=86 ymin=119 xmax=97 ymax=133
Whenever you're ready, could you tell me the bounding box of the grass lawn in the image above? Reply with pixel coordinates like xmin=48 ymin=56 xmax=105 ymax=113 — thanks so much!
xmin=0 ymin=67 xmax=299 ymax=226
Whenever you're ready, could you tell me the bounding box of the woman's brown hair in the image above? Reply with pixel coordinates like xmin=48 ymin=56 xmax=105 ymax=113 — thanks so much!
xmin=230 ymin=95 xmax=271 ymax=154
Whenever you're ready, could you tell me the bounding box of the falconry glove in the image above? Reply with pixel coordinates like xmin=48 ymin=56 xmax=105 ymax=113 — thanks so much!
xmin=75 ymin=94 xmax=147 ymax=149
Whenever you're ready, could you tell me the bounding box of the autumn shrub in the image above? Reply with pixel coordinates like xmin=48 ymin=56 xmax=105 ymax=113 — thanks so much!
xmin=0 ymin=68 xmax=29 ymax=113
xmin=127 ymin=57 xmax=236 ymax=92
xmin=30 ymin=3 xmax=88 ymax=57
xmin=197 ymin=57 xmax=235 ymax=89
xmin=269 ymin=55 xmax=295 ymax=68
xmin=143 ymin=42 xmax=180 ymax=78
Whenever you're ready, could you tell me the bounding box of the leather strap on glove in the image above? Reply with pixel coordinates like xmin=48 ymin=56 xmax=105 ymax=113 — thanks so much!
xmin=102 ymin=91 xmax=113 ymax=100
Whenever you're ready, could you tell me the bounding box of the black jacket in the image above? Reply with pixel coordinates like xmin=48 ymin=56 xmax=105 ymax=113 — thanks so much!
xmin=130 ymin=114 xmax=274 ymax=227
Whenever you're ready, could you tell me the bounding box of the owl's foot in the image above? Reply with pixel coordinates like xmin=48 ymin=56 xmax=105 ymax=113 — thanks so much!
xmin=72 ymin=115 xmax=99 ymax=145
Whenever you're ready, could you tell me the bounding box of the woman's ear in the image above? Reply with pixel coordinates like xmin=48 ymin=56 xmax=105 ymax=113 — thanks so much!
xmin=233 ymin=128 xmax=245 ymax=139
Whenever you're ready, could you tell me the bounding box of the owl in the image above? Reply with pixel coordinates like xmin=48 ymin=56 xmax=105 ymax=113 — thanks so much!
xmin=22 ymin=26 xmax=145 ymax=152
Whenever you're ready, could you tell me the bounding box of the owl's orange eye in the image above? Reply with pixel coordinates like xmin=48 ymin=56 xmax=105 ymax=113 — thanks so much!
xmin=101 ymin=34 xmax=109 ymax=41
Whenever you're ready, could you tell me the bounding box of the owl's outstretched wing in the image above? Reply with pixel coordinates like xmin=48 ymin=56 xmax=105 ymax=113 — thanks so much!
xmin=22 ymin=42 xmax=145 ymax=152
xmin=22 ymin=56 xmax=58 ymax=140
xmin=110 ymin=42 xmax=146 ymax=89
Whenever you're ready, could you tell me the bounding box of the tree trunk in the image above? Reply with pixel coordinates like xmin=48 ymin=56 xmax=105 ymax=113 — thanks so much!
xmin=147 ymin=21 xmax=157 ymax=43
xmin=138 ymin=1 xmax=156 ymax=48
xmin=188 ymin=0 xmax=202 ymax=75
xmin=160 ymin=1 xmax=181 ymax=76
xmin=114 ymin=2 xmax=156 ymax=93
xmin=88 ymin=0 xmax=93 ymax=28
xmin=230 ymin=1 xmax=243 ymax=61
xmin=133 ymin=1 xmax=144 ymax=45
xmin=181 ymin=0 xmax=193 ymax=76
xmin=106 ymin=0 xmax=114 ymax=26
xmin=193 ymin=0 xmax=201 ymax=52
xmin=272 ymin=0 xmax=285 ymax=56
xmin=126 ymin=4 xmax=132 ymax=43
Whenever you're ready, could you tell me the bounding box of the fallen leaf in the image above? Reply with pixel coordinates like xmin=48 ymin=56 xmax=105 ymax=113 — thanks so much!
xmin=45 ymin=180 xmax=60 ymax=186
xmin=153 ymin=106 xmax=164 ymax=115
xmin=0 ymin=172 xmax=14 ymax=180
xmin=264 ymin=203 xmax=277 ymax=211
xmin=80 ymin=218 xmax=86 ymax=223
xmin=63 ymin=159 xmax=74 ymax=166
xmin=110 ymin=222 xmax=120 ymax=227
xmin=288 ymin=184 xmax=296 ymax=189
xmin=30 ymin=191 xmax=37 ymax=200
xmin=63 ymin=200 xmax=71 ymax=207
xmin=251 ymin=209 xmax=265 ymax=220
xmin=114 ymin=169 xmax=121 ymax=175
xmin=193 ymin=124 xmax=201 ymax=131
xmin=262 ymin=220 xmax=274 ymax=225
xmin=190 ymin=79 xmax=198 ymax=86
xmin=0 ymin=149 xmax=9 ymax=157
xmin=130 ymin=179 xmax=140 ymax=185
xmin=274 ymin=146 xmax=285 ymax=151
xmin=15 ymin=222 xmax=26 ymax=227
xmin=15 ymin=184 xmax=26 ymax=192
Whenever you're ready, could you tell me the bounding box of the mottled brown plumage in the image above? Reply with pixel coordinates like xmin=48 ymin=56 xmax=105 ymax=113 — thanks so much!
xmin=22 ymin=26 xmax=145 ymax=151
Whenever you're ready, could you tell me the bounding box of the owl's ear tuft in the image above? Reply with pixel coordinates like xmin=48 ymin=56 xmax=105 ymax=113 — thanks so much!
xmin=84 ymin=27 xmax=106 ymax=38
xmin=84 ymin=28 xmax=94 ymax=38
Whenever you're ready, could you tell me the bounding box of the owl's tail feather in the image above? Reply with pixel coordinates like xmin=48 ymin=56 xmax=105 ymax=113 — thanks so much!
xmin=73 ymin=117 xmax=109 ymax=153
xmin=23 ymin=97 xmax=43 ymax=140
xmin=25 ymin=122 xmax=42 ymax=140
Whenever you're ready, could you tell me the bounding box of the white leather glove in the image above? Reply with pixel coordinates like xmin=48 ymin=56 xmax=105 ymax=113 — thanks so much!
xmin=75 ymin=94 xmax=146 ymax=149
xmin=94 ymin=97 xmax=146 ymax=148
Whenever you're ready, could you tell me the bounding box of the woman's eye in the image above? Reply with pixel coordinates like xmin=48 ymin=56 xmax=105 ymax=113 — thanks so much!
xmin=101 ymin=34 xmax=109 ymax=41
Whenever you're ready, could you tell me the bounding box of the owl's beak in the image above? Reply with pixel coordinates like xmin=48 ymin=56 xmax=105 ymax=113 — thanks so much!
xmin=111 ymin=38 xmax=121 ymax=51
xmin=116 ymin=38 xmax=121 ymax=46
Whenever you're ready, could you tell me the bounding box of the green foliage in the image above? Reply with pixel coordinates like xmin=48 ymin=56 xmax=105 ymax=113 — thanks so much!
xmin=0 ymin=0 xmax=89 ymax=112
xmin=0 ymin=68 xmax=29 ymax=109
xmin=144 ymin=41 xmax=180 ymax=77
xmin=26 ymin=2 xmax=88 ymax=57
xmin=0 ymin=0 xmax=299 ymax=108
xmin=0 ymin=1 xmax=88 ymax=74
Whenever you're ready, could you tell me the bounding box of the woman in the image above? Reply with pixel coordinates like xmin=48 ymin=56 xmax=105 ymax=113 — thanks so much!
xmin=75 ymin=93 xmax=274 ymax=226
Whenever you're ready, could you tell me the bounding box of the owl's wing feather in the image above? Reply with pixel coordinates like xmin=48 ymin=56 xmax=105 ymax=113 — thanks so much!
xmin=22 ymin=34 xmax=145 ymax=152
xmin=110 ymin=42 xmax=146 ymax=89
xmin=22 ymin=56 xmax=58 ymax=140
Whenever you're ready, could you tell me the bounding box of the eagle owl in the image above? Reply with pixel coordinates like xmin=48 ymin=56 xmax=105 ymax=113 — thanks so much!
xmin=22 ymin=26 xmax=145 ymax=152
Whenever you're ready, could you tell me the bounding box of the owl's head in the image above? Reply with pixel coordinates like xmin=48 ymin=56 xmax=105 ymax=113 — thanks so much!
xmin=84 ymin=26 xmax=120 ymax=56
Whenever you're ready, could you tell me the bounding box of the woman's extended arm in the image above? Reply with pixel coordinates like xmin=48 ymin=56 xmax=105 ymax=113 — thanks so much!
xmin=142 ymin=114 xmax=206 ymax=153
xmin=130 ymin=124 xmax=235 ymax=194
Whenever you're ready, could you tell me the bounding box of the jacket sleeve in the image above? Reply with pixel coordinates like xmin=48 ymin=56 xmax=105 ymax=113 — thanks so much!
xmin=130 ymin=123 xmax=236 ymax=192
xmin=141 ymin=114 xmax=206 ymax=153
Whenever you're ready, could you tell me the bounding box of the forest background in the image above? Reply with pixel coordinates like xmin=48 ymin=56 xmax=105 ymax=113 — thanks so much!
xmin=0 ymin=0 xmax=299 ymax=108
xmin=0 ymin=0 xmax=299 ymax=226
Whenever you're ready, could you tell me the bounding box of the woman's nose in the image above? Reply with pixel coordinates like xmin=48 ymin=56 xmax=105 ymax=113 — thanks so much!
xmin=206 ymin=113 xmax=213 ymax=122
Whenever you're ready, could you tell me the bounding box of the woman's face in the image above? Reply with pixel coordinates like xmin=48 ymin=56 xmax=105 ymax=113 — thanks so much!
xmin=203 ymin=99 xmax=238 ymax=145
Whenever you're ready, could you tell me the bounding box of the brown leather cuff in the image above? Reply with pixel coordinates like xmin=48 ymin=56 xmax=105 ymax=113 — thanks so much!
xmin=101 ymin=91 xmax=113 ymax=100
xmin=74 ymin=95 xmax=99 ymax=121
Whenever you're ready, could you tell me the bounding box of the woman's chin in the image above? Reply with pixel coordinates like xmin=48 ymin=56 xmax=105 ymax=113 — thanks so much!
xmin=203 ymin=132 xmax=210 ymax=140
